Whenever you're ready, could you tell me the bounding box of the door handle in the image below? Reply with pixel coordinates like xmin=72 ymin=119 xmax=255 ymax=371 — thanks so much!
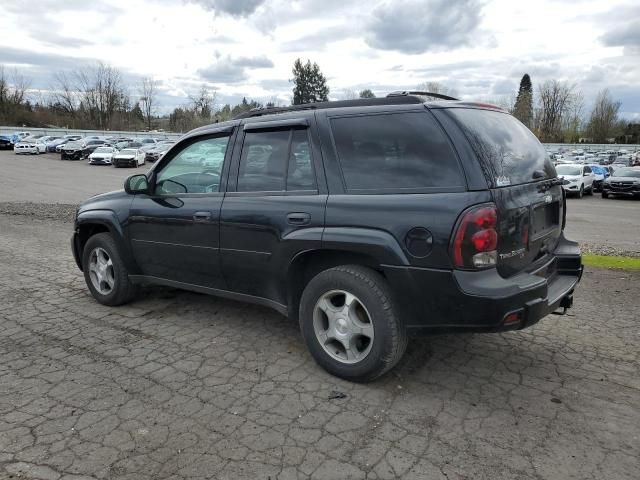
xmin=193 ymin=211 xmax=213 ymax=222
xmin=287 ymin=212 xmax=311 ymax=226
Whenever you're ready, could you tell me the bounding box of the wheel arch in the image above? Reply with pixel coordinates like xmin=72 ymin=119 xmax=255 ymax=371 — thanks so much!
xmin=286 ymin=248 xmax=391 ymax=322
xmin=75 ymin=210 xmax=135 ymax=272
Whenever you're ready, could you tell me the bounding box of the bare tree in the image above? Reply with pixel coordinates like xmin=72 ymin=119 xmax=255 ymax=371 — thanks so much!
xmin=339 ymin=88 xmax=358 ymax=100
xmin=562 ymin=90 xmax=585 ymax=143
xmin=75 ymin=62 xmax=125 ymax=129
xmin=139 ymin=77 xmax=158 ymax=131
xmin=535 ymin=80 xmax=575 ymax=142
xmin=0 ymin=65 xmax=31 ymax=124
xmin=416 ymin=81 xmax=458 ymax=98
xmin=587 ymin=89 xmax=621 ymax=143
xmin=53 ymin=71 xmax=79 ymax=115
xmin=189 ymin=85 xmax=217 ymax=121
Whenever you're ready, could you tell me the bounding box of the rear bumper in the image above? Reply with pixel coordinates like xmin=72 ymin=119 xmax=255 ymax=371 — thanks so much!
xmin=384 ymin=233 xmax=582 ymax=334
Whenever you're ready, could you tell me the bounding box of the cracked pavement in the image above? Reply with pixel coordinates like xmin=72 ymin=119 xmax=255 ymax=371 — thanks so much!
xmin=1 ymin=213 xmax=639 ymax=480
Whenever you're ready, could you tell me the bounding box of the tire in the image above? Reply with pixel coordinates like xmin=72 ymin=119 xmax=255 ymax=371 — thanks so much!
xmin=587 ymin=185 xmax=594 ymax=195
xmin=602 ymin=192 xmax=608 ymax=199
xmin=299 ymin=265 xmax=407 ymax=382
xmin=82 ymin=233 xmax=137 ymax=306
xmin=577 ymin=185 xmax=584 ymax=198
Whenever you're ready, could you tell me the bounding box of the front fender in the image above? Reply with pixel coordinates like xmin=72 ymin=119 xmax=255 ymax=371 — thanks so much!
xmin=75 ymin=210 xmax=138 ymax=273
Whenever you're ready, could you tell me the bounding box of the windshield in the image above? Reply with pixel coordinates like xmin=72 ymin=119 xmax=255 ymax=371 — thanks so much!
xmin=120 ymin=149 xmax=137 ymax=155
xmin=590 ymin=166 xmax=605 ymax=174
xmin=94 ymin=147 xmax=113 ymax=153
xmin=615 ymin=168 xmax=640 ymax=178
xmin=446 ymin=108 xmax=555 ymax=186
xmin=556 ymin=165 xmax=582 ymax=176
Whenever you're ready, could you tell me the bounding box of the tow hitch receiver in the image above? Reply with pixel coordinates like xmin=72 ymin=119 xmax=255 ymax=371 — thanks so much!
xmin=552 ymin=294 xmax=574 ymax=316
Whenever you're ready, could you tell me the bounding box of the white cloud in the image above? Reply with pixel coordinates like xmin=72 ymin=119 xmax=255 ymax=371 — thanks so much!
xmin=0 ymin=0 xmax=638 ymax=117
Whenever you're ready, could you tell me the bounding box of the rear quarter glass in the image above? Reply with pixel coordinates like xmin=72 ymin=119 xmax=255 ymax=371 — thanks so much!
xmin=445 ymin=108 xmax=556 ymax=187
xmin=329 ymin=111 xmax=465 ymax=192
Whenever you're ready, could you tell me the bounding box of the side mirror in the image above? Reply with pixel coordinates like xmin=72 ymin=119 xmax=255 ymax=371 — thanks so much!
xmin=583 ymin=172 xmax=590 ymax=176
xmin=124 ymin=174 xmax=149 ymax=194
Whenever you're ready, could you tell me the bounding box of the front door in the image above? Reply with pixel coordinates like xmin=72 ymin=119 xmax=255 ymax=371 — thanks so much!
xmin=220 ymin=121 xmax=326 ymax=306
xmin=128 ymin=130 xmax=234 ymax=289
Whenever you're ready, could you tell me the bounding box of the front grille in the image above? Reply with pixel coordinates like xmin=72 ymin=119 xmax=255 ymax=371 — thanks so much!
xmin=610 ymin=182 xmax=633 ymax=191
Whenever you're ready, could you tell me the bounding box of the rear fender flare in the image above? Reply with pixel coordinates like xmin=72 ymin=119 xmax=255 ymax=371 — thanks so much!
xmin=321 ymin=227 xmax=409 ymax=266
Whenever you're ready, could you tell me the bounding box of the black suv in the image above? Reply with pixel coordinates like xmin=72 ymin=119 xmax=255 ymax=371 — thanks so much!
xmin=71 ymin=93 xmax=583 ymax=381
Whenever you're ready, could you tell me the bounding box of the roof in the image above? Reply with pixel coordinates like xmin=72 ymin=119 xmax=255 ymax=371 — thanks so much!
xmin=233 ymin=91 xmax=460 ymax=119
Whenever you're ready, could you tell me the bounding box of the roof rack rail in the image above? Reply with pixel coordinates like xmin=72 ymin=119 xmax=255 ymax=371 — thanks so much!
xmin=386 ymin=91 xmax=459 ymax=101
xmin=233 ymin=95 xmax=426 ymax=119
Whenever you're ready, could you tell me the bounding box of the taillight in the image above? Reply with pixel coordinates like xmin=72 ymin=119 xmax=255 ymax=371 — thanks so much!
xmin=452 ymin=204 xmax=499 ymax=269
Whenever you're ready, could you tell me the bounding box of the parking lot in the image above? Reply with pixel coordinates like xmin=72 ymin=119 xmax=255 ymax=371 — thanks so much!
xmin=1 ymin=150 xmax=639 ymax=480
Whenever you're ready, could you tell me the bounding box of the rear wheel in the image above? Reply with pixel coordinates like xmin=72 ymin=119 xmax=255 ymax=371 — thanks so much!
xmin=82 ymin=233 xmax=137 ymax=306
xmin=299 ymin=265 xmax=407 ymax=382
xmin=602 ymin=192 xmax=609 ymax=199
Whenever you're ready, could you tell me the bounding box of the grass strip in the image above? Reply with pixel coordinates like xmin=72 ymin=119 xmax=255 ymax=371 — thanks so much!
xmin=583 ymin=254 xmax=640 ymax=270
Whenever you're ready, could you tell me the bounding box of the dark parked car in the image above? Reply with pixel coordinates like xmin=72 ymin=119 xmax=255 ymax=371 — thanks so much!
xmin=70 ymin=93 xmax=583 ymax=381
xmin=61 ymin=139 xmax=106 ymax=160
xmin=601 ymin=167 xmax=640 ymax=198
xmin=0 ymin=133 xmax=19 ymax=150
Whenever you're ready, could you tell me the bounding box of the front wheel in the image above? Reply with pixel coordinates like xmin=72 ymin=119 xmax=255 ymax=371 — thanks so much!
xmin=602 ymin=192 xmax=609 ymax=199
xmin=299 ymin=265 xmax=407 ymax=382
xmin=577 ymin=185 xmax=584 ymax=198
xmin=82 ymin=233 xmax=137 ymax=306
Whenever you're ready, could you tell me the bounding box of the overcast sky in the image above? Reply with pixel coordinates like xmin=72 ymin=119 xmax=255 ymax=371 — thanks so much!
xmin=2 ymin=0 xmax=639 ymax=118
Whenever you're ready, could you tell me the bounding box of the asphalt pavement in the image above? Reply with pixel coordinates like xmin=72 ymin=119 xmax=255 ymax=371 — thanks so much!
xmin=0 ymin=213 xmax=638 ymax=480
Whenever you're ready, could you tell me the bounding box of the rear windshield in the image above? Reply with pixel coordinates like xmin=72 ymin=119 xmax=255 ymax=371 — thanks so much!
xmin=447 ymin=108 xmax=556 ymax=187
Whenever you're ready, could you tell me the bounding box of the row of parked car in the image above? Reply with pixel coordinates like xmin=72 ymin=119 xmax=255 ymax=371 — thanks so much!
xmin=1 ymin=131 xmax=175 ymax=168
xmin=549 ymin=148 xmax=640 ymax=168
xmin=555 ymin=163 xmax=640 ymax=199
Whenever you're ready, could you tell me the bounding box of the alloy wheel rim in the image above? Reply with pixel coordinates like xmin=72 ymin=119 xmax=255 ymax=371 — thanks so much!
xmin=88 ymin=247 xmax=115 ymax=295
xmin=313 ymin=290 xmax=374 ymax=364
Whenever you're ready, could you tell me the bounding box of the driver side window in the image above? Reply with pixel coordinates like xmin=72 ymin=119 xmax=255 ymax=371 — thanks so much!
xmin=155 ymin=135 xmax=229 ymax=195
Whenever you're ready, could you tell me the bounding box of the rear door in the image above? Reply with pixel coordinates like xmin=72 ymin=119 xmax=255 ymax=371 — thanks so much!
xmin=220 ymin=118 xmax=327 ymax=306
xmin=444 ymin=108 xmax=563 ymax=277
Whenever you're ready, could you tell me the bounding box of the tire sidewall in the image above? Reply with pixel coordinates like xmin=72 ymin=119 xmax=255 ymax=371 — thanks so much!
xmin=82 ymin=233 xmax=129 ymax=306
xmin=299 ymin=267 xmax=399 ymax=381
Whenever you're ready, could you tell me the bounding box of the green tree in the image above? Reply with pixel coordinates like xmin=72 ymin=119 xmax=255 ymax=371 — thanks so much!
xmin=359 ymin=89 xmax=376 ymax=99
xmin=291 ymin=59 xmax=329 ymax=105
xmin=513 ymin=74 xmax=533 ymax=128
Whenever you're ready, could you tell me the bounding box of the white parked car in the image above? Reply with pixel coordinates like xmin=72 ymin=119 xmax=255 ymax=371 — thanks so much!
xmin=113 ymin=148 xmax=145 ymax=168
xmin=556 ymin=164 xmax=596 ymax=198
xmin=88 ymin=146 xmax=118 ymax=165
xmin=14 ymin=138 xmax=47 ymax=154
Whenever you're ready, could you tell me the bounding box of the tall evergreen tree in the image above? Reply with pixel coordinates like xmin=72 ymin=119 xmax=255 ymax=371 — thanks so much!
xmin=291 ymin=59 xmax=329 ymax=105
xmin=513 ymin=74 xmax=533 ymax=128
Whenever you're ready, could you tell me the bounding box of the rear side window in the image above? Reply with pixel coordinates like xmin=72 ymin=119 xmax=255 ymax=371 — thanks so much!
xmin=447 ymin=108 xmax=556 ymax=187
xmin=330 ymin=112 xmax=464 ymax=191
xmin=237 ymin=128 xmax=317 ymax=192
